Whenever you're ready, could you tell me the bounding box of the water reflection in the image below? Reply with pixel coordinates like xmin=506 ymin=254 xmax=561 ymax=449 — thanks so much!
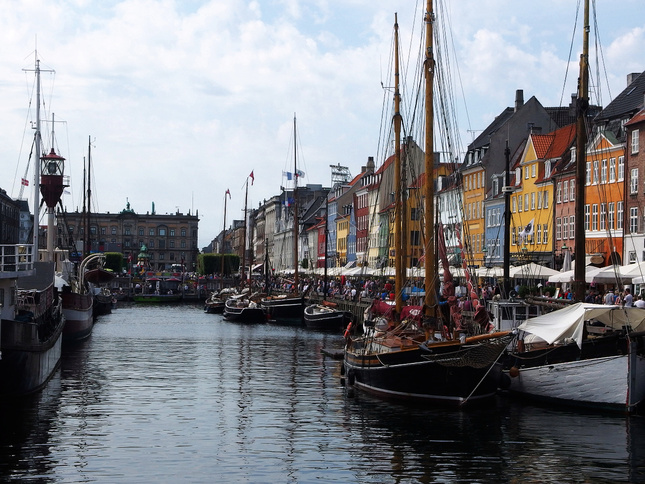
xmin=0 ymin=304 xmax=643 ymax=483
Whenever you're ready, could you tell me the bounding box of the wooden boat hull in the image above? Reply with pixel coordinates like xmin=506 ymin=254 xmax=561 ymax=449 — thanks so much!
xmin=204 ymin=299 xmax=225 ymax=314
xmin=0 ymin=316 xmax=64 ymax=396
xmin=344 ymin=332 xmax=512 ymax=405
xmin=223 ymin=303 xmax=265 ymax=323
xmin=303 ymin=304 xmax=351 ymax=332
xmin=505 ymin=333 xmax=645 ymax=413
xmin=62 ymin=292 xmax=94 ymax=343
xmin=261 ymin=296 xmax=304 ymax=325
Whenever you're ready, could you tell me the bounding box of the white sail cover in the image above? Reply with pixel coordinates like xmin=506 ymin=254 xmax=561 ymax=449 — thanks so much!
xmin=518 ymin=302 xmax=645 ymax=348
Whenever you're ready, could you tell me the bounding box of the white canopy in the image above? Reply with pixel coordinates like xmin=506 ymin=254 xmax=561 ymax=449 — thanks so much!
xmin=510 ymin=262 xmax=559 ymax=279
xmin=476 ymin=266 xmax=505 ymax=278
xmin=593 ymin=262 xmax=645 ymax=284
xmin=518 ymin=302 xmax=645 ymax=348
xmin=547 ymin=265 xmax=607 ymax=284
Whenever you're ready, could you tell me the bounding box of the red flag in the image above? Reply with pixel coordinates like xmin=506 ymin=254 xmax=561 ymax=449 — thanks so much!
xmin=225 ymin=189 xmax=231 ymax=198
xmin=21 ymin=178 xmax=29 ymax=186
xmin=249 ymin=171 xmax=254 ymax=185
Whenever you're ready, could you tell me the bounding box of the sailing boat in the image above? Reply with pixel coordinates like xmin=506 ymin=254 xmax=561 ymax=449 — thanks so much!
xmin=343 ymin=7 xmax=512 ymax=405
xmin=304 ymin=197 xmax=352 ymax=331
xmin=0 ymin=55 xmax=65 ymax=395
xmin=503 ymin=0 xmax=645 ymax=413
xmin=261 ymin=115 xmax=305 ymax=325
xmin=82 ymin=136 xmax=115 ymax=317
xmin=223 ymin=174 xmax=266 ymax=323
xmin=205 ymin=189 xmax=232 ymax=314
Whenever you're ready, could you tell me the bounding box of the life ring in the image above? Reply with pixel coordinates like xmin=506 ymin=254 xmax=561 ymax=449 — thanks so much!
xmin=344 ymin=321 xmax=353 ymax=338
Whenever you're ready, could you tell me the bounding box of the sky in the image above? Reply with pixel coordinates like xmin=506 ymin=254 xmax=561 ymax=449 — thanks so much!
xmin=1 ymin=0 xmax=644 ymax=249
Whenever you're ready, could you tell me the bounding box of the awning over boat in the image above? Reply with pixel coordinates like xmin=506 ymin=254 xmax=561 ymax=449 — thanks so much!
xmin=518 ymin=302 xmax=645 ymax=348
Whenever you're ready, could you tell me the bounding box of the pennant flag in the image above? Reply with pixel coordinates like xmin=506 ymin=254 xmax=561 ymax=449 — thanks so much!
xmin=249 ymin=171 xmax=254 ymax=185
xmin=283 ymin=171 xmax=293 ymax=180
xmin=21 ymin=178 xmax=29 ymax=186
xmin=225 ymin=189 xmax=231 ymax=198
xmin=296 ymin=169 xmax=305 ymax=178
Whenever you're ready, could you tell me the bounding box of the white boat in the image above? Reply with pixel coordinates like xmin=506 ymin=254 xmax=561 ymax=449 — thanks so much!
xmin=505 ymin=303 xmax=645 ymax=413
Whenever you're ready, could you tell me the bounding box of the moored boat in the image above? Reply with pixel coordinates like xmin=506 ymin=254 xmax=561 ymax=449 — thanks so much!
xmin=304 ymin=301 xmax=351 ymax=332
xmin=343 ymin=8 xmax=513 ymax=406
xmin=261 ymin=294 xmax=305 ymax=325
xmin=504 ymin=303 xmax=645 ymax=413
xmin=1 ymin=259 xmax=65 ymax=396
xmin=223 ymin=293 xmax=266 ymax=323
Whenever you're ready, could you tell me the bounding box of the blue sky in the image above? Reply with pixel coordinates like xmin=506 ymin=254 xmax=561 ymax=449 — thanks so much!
xmin=1 ymin=0 xmax=644 ymax=248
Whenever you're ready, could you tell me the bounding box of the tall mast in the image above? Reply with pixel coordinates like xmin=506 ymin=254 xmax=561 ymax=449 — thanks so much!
xmin=293 ymin=114 xmax=299 ymax=289
xmin=393 ymin=13 xmax=403 ymax=314
xmin=85 ymin=135 xmax=92 ymax=257
xmin=241 ymin=179 xmax=248 ymax=286
xmin=324 ymin=195 xmax=329 ymax=300
xmin=32 ymin=58 xmax=42 ymax=253
xmin=423 ymin=0 xmax=436 ymax=316
xmin=221 ymin=189 xmax=229 ymax=276
xmin=503 ymin=140 xmax=512 ymax=295
xmin=573 ymin=0 xmax=589 ymax=301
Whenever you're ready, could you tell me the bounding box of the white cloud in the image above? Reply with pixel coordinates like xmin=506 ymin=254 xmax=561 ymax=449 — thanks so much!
xmin=1 ymin=0 xmax=644 ymax=248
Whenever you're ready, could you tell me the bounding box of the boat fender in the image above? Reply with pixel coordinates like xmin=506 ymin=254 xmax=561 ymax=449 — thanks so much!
xmin=344 ymin=321 xmax=353 ymax=339
xmin=347 ymin=369 xmax=355 ymax=386
xmin=509 ymin=366 xmax=520 ymax=378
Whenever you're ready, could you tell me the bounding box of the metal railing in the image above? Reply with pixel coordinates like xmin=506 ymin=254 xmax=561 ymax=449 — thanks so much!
xmin=0 ymin=244 xmax=34 ymax=273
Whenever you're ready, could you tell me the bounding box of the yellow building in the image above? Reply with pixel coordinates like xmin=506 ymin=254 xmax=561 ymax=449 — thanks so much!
xmin=336 ymin=214 xmax=350 ymax=267
xmin=462 ymin=165 xmax=486 ymax=267
xmin=511 ymin=125 xmax=576 ymax=265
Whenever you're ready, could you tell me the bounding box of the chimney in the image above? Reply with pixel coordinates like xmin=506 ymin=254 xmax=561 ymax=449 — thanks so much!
xmin=626 ymin=72 xmax=641 ymax=86
xmin=515 ymin=89 xmax=524 ymax=112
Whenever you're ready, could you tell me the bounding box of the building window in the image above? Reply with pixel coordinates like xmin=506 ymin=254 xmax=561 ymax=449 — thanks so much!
xmin=584 ymin=204 xmax=590 ymax=230
xmin=149 ymin=228 xmax=155 ymax=236
xmin=159 ymin=253 xmax=165 ymax=260
xmin=600 ymin=203 xmax=606 ymax=230
xmin=159 ymin=228 xmax=166 ymax=236
xmin=524 ymin=194 xmax=529 ymax=211
xmin=542 ymin=224 xmax=548 ymax=244
xmin=518 ymin=196 xmax=523 ymax=212
xmin=556 ymin=183 xmax=562 ymax=203
xmin=531 ymin=164 xmax=536 ymax=178
xmin=631 ymin=168 xmax=639 ymax=194
xmin=630 ymin=207 xmax=639 ymax=233
xmin=170 ymin=240 xmax=175 ymax=248
xmin=632 ymin=129 xmax=640 ymax=154
xmin=525 ymin=167 xmax=529 ymax=179
xmin=543 ymin=191 xmax=549 ymax=209
xmin=618 ymin=156 xmax=625 ymax=181
xmin=181 ymin=240 xmax=186 ymax=248
xmin=181 ymin=229 xmax=187 ymax=237
xmin=570 ymin=179 xmax=575 ymax=201
xmin=139 ymin=228 xmax=144 ymax=236
xmin=618 ymin=201 xmax=624 ymax=229
xmin=537 ymin=225 xmax=542 ymax=244
xmin=125 ymin=227 xmax=131 ymax=236
xmin=592 ymin=204 xmax=598 ymax=230
xmin=556 ymin=218 xmax=562 ymax=240
xmin=585 ymin=162 xmax=591 ymax=185
xmin=512 ymin=196 xmax=517 ymax=212
xmin=100 ymin=227 xmax=106 ymax=235
xmin=593 ymin=160 xmax=599 ymax=184
xmin=569 ymin=215 xmax=574 ymax=239
xmin=563 ymin=181 xmax=568 ymax=202
xmin=601 ymin=159 xmax=607 ymax=183
xmin=562 ymin=216 xmax=569 ymax=239
xmin=159 ymin=240 xmax=166 ymax=249
xmin=149 ymin=241 xmax=154 ymax=248
xmin=170 ymin=229 xmax=175 ymax=236
xmin=111 ymin=226 xmax=117 ymax=235
xmin=531 ymin=192 xmax=536 ymax=210
xmin=609 ymin=158 xmax=616 ymax=182
xmin=608 ymin=202 xmax=615 ymax=229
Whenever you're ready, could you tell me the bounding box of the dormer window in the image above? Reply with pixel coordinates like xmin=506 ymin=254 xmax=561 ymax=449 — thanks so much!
xmin=545 ymin=160 xmax=551 ymax=178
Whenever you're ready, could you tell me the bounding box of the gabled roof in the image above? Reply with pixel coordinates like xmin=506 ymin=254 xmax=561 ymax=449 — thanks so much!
xmin=625 ymin=108 xmax=645 ymax=127
xmin=595 ymin=72 xmax=645 ymax=122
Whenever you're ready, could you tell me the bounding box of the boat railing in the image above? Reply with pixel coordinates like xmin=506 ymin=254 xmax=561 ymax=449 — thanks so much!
xmin=0 ymin=244 xmax=35 ymax=274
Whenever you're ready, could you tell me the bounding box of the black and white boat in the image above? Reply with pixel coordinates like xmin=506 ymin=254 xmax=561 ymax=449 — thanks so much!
xmin=304 ymin=302 xmax=351 ymax=332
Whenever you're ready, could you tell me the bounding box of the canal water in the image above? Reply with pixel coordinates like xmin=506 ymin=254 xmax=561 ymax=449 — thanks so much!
xmin=1 ymin=303 xmax=644 ymax=483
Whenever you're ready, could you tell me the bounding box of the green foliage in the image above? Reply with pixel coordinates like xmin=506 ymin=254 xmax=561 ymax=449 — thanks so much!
xmin=104 ymin=252 xmax=124 ymax=272
xmin=198 ymin=253 xmax=240 ymax=275
xmin=518 ymin=285 xmax=530 ymax=298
